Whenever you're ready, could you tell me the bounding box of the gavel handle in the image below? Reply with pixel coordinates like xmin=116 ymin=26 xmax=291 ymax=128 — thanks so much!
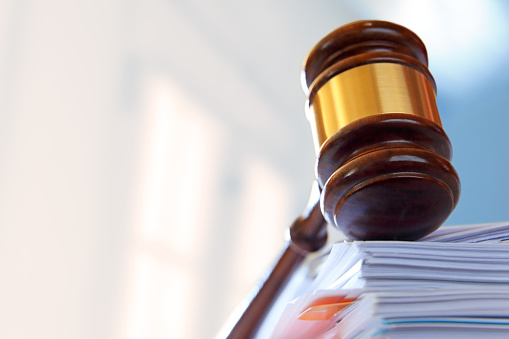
xmin=225 ymin=243 xmax=305 ymax=338
xmin=226 ymin=182 xmax=328 ymax=338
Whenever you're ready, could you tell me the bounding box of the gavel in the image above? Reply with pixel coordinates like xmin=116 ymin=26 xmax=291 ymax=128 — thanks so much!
xmin=225 ymin=20 xmax=460 ymax=338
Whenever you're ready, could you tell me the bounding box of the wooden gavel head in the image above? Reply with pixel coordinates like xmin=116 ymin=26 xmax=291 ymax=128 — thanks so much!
xmin=302 ymin=20 xmax=460 ymax=241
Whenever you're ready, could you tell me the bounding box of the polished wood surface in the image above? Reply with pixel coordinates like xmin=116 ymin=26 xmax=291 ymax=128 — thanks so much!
xmin=225 ymin=20 xmax=461 ymax=338
xmin=322 ymin=145 xmax=459 ymax=240
xmin=303 ymin=20 xmax=460 ymax=240
xmin=303 ymin=20 xmax=432 ymax=97
xmin=316 ymin=113 xmax=460 ymax=240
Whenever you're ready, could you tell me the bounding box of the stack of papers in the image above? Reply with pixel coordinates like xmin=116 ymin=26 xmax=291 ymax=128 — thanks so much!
xmin=271 ymin=222 xmax=509 ymax=338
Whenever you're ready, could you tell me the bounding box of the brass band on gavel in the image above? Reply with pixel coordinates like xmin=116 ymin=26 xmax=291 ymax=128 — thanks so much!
xmin=307 ymin=62 xmax=441 ymax=153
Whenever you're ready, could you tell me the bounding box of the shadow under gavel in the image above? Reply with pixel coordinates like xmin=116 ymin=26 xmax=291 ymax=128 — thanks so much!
xmin=224 ymin=20 xmax=460 ymax=339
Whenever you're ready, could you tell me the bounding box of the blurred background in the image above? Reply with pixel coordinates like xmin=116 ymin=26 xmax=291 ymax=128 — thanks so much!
xmin=1 ymin=0 xmax=509 ymax=338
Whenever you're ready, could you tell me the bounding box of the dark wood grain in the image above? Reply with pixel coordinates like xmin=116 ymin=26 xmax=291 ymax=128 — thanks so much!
xmin=321 ymin=146 xmax=459 ymax=240
xmin=303 ymin=20 xmax=430 ymax=94
xmin=315 ymin=114 xmax=453 ymax=188
xmin=302 ymin=20 xmax=460 ymax=240
xmin=315 ymin=113 xmax=460 ymax=240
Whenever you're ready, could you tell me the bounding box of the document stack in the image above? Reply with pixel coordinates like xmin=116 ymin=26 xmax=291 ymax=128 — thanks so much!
xmin=270 ymin=223 xmax=509 ymax=339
